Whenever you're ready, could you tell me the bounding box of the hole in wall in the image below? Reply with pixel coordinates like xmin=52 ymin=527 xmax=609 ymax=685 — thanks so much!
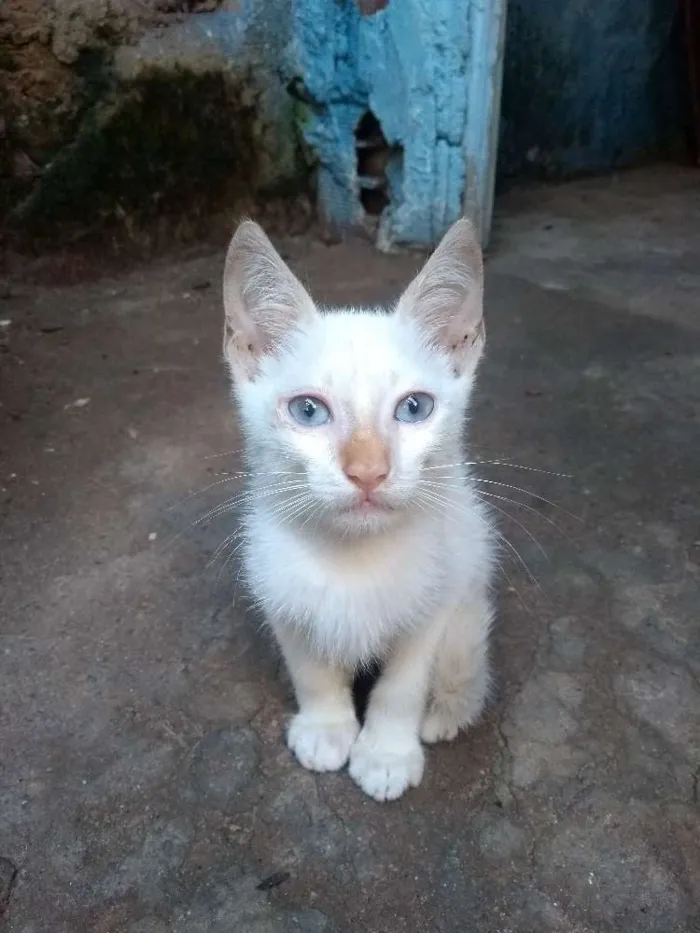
xmin=356 ymin=0 xmax=390 ymax=15
xmin=354 ymin=110 xmax=403 ymax=223
xmin=355 ymin=111 xmax=390 ymax=216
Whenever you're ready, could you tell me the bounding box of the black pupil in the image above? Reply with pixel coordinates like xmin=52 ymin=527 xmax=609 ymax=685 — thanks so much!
xmin=303 ymin=399 xmax=316 ymax=419
xmin=407 ymin=396 xmax=419 ymax=415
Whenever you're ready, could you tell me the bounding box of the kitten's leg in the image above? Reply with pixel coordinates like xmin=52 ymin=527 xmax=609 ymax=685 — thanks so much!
xmin=348 ymin=616 xmax=446 ymax=801
xmin=420 ymin=588 xmax=493 ymax=744
xmin=275 ymin=625 xmax=359 ymax=772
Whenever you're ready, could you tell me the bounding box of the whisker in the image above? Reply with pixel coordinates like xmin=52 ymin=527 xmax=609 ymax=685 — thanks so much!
xmin=298 ymin=500 xmax=324 ymax=532
xmin=211 ymin=531 xmax=249 ymax=585
xmin=203 ymin=447 xmax=299 ymax=463
xmin=207 ymin=528 xmax=243 ymax=570
xmin=473 ymin=496 xmax=548 ymax=561
xmin=419 ymin=476 xmax=569 ymax=539
xmin=162 ymin=481 xmax=308 ymax=553
xmin=276 ymin=494 xmax=315 ymax=526
xmin=415 ymin=485 xmax=542 ymax=591
xmin=427 ymin=474 xmax=580 ymax=522
xmin=412 ymin=488 xmax=532 ymax=608
xmin=168 ymin=473 xmax=247 ymax=510
xmin=170 ymin=468 xmax=307 ymax=510
xmin=473 ymin=489 xmax=569 ymax=539
xmin=422 ymin=460 xmax=479 ymax=472
xmin=424 ymin=459 xmax=572 ymax=479
xmin=259 ymin=489 xmax=314 ymax=523
xmin=204 ymin=448 xmax=245 ymax=460
xmin=473 ymin=477 xmax=580 ymax=521
xmin=218 ymin=538 xmax=247 ymax=584
xmin=194 ymin=481 xmax=309 ymax=525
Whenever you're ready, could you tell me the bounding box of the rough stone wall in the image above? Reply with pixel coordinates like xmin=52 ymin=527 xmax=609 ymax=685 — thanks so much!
xmin=0 ymin=0 xmax=310 ymax=248
xmin=3 ymin=0 xmax=687 ymax=253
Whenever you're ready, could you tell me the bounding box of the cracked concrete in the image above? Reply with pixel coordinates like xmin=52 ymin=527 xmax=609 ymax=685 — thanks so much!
xmin=1 ymin=167 xmax=699 ymax=931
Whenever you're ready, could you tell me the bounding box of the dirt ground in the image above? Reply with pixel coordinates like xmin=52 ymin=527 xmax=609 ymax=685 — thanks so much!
xmin=1 ymin=166 xmax=699 ymax=932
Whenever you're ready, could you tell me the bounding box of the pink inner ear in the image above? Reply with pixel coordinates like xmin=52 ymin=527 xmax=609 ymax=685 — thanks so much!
xmin=394 ymin=219 xmax=484 ymax=360
xmin=223 ymin=220 xmax=318 ymax=380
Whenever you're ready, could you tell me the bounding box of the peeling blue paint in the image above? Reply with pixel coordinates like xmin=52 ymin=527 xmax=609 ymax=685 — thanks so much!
xmin=290 ymin=0 xmax=506 ymax=248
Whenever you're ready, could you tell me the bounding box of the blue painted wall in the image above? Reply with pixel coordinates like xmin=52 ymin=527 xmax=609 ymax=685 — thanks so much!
xmin=498 ymin=0 xmax=687 ymax=180
xmin=290 ymin=0 xmax=505 ymax=249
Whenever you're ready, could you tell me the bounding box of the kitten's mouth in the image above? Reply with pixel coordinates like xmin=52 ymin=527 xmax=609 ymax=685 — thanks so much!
xmin=342 ymin=495 xmax=393 ymax=514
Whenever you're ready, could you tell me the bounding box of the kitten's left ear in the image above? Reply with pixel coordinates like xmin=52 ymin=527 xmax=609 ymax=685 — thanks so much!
xmin=223 ymin=220 xmax=316 ymax=380
xmin=396 ymin=218 xmax=485 ymax=376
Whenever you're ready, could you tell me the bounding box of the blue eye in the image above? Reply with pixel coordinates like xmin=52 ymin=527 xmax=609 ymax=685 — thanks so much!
xmin=395 ymin=392 xmax=435 ymax=423
xmin=288 ymin=395 xmax=331 ymax=426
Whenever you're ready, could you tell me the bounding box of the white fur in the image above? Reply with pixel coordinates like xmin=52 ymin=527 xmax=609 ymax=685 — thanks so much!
xmin=223 ymin=219 xmax=495 ymax=801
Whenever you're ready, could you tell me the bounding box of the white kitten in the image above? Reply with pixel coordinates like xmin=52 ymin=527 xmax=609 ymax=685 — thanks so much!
xmin=222 ymin=219 xmax=495 ymax=801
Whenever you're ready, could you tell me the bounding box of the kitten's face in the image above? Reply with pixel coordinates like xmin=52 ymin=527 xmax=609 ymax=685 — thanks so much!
xmin=237 ymin=311 xmax=471 ymax=533
xmin=223 ymin=220 xmax=485 ymax=535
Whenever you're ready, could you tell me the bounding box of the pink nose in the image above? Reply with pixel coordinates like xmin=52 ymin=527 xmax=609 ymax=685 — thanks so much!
xmin=344 ymin=463 xmax=389 ymax=495
xmin=340 ymin=427 xmax=390 ymax=496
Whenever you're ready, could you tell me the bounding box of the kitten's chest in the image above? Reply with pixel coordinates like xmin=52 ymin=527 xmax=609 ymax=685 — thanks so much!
xmin=244 ymin=518 xmax=448 ymax=663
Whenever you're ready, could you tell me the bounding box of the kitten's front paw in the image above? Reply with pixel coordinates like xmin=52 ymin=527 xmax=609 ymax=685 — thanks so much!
xmin=287 ymin=711 xmax=359 ymax=772
xmin=348 ymin=731 xmax=425 ymax=801
xmin=420 ymin=708 xmax=460 ymax=744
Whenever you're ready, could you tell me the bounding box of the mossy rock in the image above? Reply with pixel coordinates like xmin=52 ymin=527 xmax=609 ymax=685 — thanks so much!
xmin=8 ymin=65 xmax=309 ymax=243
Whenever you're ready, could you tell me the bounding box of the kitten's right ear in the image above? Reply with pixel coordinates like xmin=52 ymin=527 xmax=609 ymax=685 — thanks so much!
xmin=396 ymin=218 xmax=485 ymax=377
xmin=222 ymin=220 xmax=316 ymax=380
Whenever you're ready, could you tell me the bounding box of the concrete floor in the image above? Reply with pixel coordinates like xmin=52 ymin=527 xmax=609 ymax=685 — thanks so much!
xmin=1 ymin=167 xmax=699 ymax=932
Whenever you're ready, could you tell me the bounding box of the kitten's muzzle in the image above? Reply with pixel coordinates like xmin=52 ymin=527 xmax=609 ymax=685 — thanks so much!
xmin=341 ymin=426 xmax=390 ymax=496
